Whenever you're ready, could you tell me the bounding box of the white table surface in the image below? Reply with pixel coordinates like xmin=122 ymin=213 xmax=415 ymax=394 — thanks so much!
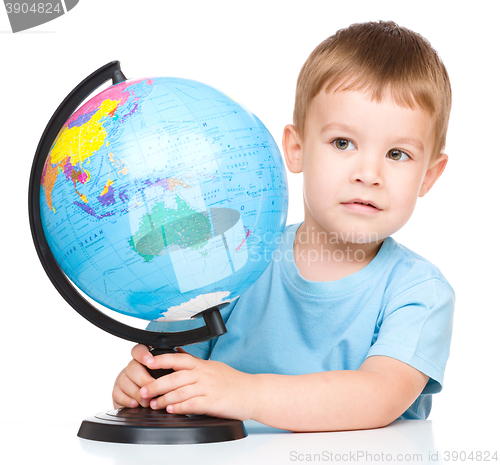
xmin=2 ymin=416 xmax=453 ymax=465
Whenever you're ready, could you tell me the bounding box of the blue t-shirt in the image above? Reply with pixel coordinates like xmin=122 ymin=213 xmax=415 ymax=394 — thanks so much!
xmin=148 ymin=223 xmax=455 ymax=420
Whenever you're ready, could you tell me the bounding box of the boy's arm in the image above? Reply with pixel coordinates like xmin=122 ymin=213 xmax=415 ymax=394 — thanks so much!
xmin=136 ymin=345 xmax=428 ymax=432
xmin=250 ymin=355 xmax=428 ymax=431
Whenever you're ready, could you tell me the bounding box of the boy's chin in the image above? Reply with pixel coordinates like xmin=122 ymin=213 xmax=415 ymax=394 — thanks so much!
xmin=328 ymin=228 xmax=384 ymax=245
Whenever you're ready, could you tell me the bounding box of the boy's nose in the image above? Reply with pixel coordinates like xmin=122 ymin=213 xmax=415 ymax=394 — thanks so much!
xmin=351 ymin=157 xmax=383 ymax=186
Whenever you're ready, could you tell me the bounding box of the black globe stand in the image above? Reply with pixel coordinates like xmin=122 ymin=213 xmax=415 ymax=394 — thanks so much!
xmin=76 ymin=305 xmax=246 ymax=445
xmin=78 ymin=408 xmax=247 ymax=445
xmin=28 ymin=61 xmax=247 ymax=444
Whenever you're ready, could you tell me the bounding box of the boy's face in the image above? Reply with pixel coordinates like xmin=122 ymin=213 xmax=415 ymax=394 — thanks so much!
xmin=283 ymin=88 xmax=448 ymax=244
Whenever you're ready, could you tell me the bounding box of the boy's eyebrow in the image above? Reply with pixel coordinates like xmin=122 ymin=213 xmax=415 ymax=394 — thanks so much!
xmin=320 ymin=121 xmax=357 ymax=135
xmin=392 ymin=137 xmax=425 ymax=153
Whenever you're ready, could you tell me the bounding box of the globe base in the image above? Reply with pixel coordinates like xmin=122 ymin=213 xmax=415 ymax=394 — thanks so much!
xmin=77 ymin=407 xmax=247 ymax=444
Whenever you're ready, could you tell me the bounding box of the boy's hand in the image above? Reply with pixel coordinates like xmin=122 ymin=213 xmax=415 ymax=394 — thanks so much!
xmin=139 ymin=348 xmax=254 ymax=421
xmin=112 ymin=344 xmax=157 ymax=409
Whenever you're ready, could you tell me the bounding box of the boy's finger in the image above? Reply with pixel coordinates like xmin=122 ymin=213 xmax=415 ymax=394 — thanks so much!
xmin=151 ymin=384 xmax=201 ymax=411
xmin=119 ymin=373 xmax=150 ymax=408
xmin=125 ymin=359 xmax=155 ymax=388
xmin=146 ymin=352 xmax=198 ymax=371
xmin=140 ymin=369 xmax=196 ymax=399
xmin=131 ymin=344 xmax=154 ymax=365
xmin=112 ymin=385 xmax=140 ymax=409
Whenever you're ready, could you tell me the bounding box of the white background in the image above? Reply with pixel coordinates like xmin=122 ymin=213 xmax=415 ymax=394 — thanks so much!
xmin=1 ymin=0 xmax=498 ymax=455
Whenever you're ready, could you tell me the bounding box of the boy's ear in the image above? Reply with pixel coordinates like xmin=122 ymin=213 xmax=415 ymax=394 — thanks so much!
xmin=282 ymin=124 xmax=303 ymax=173
xmin=419 ymin=153 xmax=448 ymax=197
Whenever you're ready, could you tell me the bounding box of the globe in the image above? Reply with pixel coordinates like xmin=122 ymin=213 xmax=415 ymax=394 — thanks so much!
xmin=39 ymin=76 xmax=288 ymax=323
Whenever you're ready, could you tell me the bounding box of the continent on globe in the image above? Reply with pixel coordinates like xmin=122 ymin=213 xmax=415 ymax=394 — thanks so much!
xmin=129 ymin=195 xmax=212 ymax=262
xmin=42 ymin=98 xmax=123 ymax=212
xmin=155 ymin=291 xmax=237 ymax=321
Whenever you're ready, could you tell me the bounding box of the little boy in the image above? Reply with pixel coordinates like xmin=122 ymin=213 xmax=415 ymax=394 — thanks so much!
xmin=112 ymin=20 xmax=454 ymax=432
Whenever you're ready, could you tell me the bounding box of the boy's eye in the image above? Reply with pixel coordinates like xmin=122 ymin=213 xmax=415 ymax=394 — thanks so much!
xmin=333 ymin=139 xmax=355 ymax=151
xmin=387 ymin=149 xmax=410 ymax=161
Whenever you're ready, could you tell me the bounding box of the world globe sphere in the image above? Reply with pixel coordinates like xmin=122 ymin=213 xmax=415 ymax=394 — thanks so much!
xmin=40 ymin=76 xmax=288 ymax=323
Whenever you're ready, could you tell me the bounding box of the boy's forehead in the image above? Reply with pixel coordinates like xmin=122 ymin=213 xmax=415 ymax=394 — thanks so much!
xmin=317 ymin=78 xmax=434 ymax=117
xmin=311 ymin=87 xmax=433 ymax=124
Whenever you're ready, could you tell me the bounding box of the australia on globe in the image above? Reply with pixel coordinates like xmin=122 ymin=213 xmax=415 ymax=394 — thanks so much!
xmin=40 ymin=77 xmax=288 ymax=322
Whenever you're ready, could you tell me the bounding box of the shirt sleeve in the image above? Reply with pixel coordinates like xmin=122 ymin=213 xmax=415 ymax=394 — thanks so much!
xmin=366 ymin=278 xmax=455 ymax=394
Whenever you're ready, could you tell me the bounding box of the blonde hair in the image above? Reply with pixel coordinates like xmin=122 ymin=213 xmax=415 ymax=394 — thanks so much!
xmin=293 ymin=21 xmax=452 ymax=161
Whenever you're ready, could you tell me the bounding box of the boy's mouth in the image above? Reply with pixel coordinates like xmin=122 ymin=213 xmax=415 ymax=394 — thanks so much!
xmin=341 ymin=199 xmax=382 ymax=212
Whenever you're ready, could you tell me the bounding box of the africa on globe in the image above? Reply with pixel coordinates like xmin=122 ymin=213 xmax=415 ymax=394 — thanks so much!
xmin=40 ymin=77 xmax=288 ymax=322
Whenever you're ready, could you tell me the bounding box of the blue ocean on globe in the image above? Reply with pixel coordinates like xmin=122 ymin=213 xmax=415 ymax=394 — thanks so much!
xmin=40 ymin=77 xmax=288 ymax=322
